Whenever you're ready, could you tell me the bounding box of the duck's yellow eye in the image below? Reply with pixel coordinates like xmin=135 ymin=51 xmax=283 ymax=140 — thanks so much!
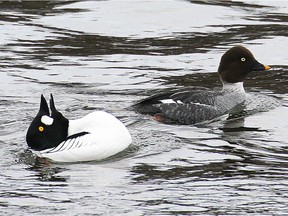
xmin=38 ymin=126 xmax=44 ymax=132
xmin=241 ymin=57 xmax=246 ymax=62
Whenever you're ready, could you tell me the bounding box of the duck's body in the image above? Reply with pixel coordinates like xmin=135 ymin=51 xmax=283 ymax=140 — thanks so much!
xmin=135 ymin=82 xmax=246 ymax=124
xmin=132 ymin=46 xmax=271 ymax=124
xmin=26 ymin=95 xmax=132 ymax=163
xmin=33 ymin=111 xmax=132 ymax=163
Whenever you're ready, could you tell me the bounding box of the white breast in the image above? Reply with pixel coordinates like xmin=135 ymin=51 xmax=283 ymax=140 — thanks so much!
xmin=35 ymin=111 xmax=132 ymax=163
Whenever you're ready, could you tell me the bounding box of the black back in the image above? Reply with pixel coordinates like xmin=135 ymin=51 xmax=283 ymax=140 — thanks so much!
xmin=26 ymin=94 xmax=69 ymax=151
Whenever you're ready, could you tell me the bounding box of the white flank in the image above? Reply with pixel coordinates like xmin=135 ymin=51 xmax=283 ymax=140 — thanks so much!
xmin=37 ymin=111 xmax=132 ymax=163
xmin=41 ymin=115 xmax=54 ymax=126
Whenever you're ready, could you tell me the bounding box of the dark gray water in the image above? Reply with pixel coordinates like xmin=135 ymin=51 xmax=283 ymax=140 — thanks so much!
xmin=1 ymin=0 xmax=288 ymax=215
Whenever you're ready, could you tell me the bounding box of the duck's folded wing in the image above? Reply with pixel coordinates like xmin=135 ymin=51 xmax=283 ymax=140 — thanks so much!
xmin=133 ymin=88 xmax=218 ymax=115
xmin=169 ymin=90 xmax=218 ymax=105
xmin=37 ymin=131 xmax=130 ymax=163
xmin=157 ymin=103 xmax=226 ymax=124
xmin=40 ymin=132 xmax=90 ymax=154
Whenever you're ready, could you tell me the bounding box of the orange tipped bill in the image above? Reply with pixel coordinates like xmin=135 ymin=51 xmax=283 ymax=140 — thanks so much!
xmin=264 ymin=65 xmax=271 ymax=70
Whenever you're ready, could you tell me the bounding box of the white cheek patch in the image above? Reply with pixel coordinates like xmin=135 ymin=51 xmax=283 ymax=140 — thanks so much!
xmin=41 ymin=115 xmax=54 ymax=126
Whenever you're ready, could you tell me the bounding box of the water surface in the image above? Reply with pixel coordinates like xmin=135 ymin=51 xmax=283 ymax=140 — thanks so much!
xmin=0 ymin=0 xmax=288 ymax=215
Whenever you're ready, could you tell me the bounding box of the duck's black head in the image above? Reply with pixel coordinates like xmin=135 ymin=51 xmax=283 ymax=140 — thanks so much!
xmin=218 ymin=46 xmax=270 ymax=83
xmin=26 ymin=94 xmax=69 ymax=151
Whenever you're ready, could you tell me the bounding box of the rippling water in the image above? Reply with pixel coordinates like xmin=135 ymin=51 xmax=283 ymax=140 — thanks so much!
xmin=1 ymin=0 xmax=288 ymax=215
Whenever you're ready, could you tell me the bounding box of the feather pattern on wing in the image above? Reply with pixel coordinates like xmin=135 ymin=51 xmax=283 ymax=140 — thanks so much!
xmin=133 ymin=85 xmax=246 ymax=124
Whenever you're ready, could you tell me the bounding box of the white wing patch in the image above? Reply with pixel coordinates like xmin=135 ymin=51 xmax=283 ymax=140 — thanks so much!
xmin=191 ymin=102 xmax=214 ymax=108
xmin=160 ymin=99 xmax=214 ymax=107
xmin=160 ymin=99 xmax=176 ymax=104
xmin=160 ymin=99 xmax=184 ymax=104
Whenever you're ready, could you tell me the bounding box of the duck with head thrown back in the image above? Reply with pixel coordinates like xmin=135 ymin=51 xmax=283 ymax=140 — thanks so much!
xmin=132 ymin=46 xmax=271 ymax=124
xmin=26 ymin=94 xmax=132 ymax=163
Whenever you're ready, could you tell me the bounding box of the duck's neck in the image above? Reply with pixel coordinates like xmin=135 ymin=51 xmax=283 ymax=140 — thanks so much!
xmin=222 ymin=81 xmax=245 ymax=94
